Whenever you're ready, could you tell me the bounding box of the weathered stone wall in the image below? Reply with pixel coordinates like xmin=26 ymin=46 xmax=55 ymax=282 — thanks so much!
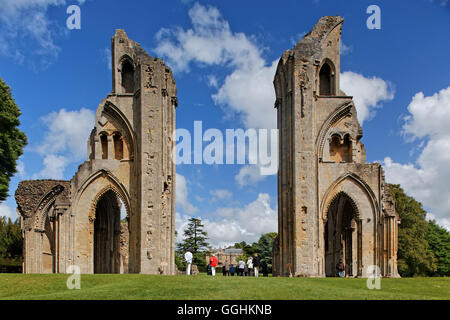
xmin=15 ymin=180 xmax=71 ymax=274
xmin=120 ymin=222 xmax=129 ymax=273
xmin=16 ymin=30 xmax=177 ymax=275
xmin=274 ymin=16 xmax=399 ymax=277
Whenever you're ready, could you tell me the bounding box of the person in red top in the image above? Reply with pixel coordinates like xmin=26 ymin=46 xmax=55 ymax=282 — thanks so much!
xmin=209 ymin=254 xmax=218 ymax=276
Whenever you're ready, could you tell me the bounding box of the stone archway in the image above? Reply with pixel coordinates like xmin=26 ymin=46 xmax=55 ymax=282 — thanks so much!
xmin=94 ymin=189 xmax=121 ymax=274
xmin=324 ymin=192 xmax=360 ymax=277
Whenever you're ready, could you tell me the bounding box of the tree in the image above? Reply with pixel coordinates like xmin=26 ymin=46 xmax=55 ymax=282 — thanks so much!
xmin=0 ymin=77 xmax=27 ymax=201
xmin=233 ymin=241 xmax=255 ymax=257
xmin=389 ymin=184 xmax=437 ymax=276
xmin=0 ymin=217 xmax=22 ymax=259
xmin=176 ymin=217 xmax=210 ymax=267
xmin=253 ymin=232 xmax=277 ymax=273
xmin=427 ymin=220 xmax=450 ymax=276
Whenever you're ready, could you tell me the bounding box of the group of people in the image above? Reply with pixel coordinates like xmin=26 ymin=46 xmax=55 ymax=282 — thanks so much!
xmin=185 ymin=250 xmax=345 ymax=278
xmin=207 ymin=253 xmax=269 ymax=277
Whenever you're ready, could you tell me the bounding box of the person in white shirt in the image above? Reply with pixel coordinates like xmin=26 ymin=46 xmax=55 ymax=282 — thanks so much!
xmin=247 ymin=257 xmax=253 ymax=276
xmin=237 ymin=259 xmax=245 ymax=276
xmin=184 ymin=251 xmax=193 ymax=275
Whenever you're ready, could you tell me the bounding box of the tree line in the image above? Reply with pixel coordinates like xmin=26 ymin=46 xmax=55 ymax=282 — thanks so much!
xmin=0 ymin=217 xmax=23 ymax=271
xmin=390 ymin=184 xmax=449 ymax=277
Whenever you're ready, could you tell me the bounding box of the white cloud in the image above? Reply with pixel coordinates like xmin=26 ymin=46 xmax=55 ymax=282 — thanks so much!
xmin=175 ymin=193 xmax=277 ymax=248
xmin=340 ymin=71 xmax=395 ymax=125
xmin=175 ymin=212 xmax=192 ymax=244
xmin=176 ymin=173 xmax=198 ymax=214
xmin=0 ymin=203 xmax=16 ymax=220
xmin=210 ymin=189 xmax=232 ymax=201
xmin=0 ymin=0 xmax=87 ymax=67
xmin=155 ymin=3 xmax=262 ymax=72
xmin=402 ymin=88 xmax=450 ymax=140
xmin=213 ymin=60 xmax=278 ymax=129
xmin=235 ymin=165 xmax=267 ymax=187
xmin=33 ymin=154 xmax=67 ymax=180
xmin=383 ymin=86 xmax=450 ymax=231
xmin=206 ymin=193 xmax=277 ymax=247
xmin=33 ymin=108 xmax=94 ymax=179
xmin=104 ymin=48 xmax=112 ymax=71
xmin=154 ymin=2 xmax=277 ymax=129
xmin=15 ymin=160 xmax=25 ymax=178
xmin=340 ymin=41 xmax=352 ymax=55
xmin=37 ymin=108 xmax=94 ymax=159
xmin=206 ymin=75 xmax=218 ymax=88
xmin=427 ymin=213 xmax=450 ymax=231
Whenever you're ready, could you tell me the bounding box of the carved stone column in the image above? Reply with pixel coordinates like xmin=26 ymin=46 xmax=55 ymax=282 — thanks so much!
xmin=351 ymin=219 xmax=357 ymax=277
xmin=94 ymin=137 xmax=102 ymax=159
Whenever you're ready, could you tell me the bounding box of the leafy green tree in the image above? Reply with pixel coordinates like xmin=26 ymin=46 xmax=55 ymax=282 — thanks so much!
xmin=253 ymin=232 xmax=277 ymax=273
xmin=176 ymin=217 xmax=210 ymax=267
xmin=389 ymin=184 xmax=436 ymax=276
xmin=233 ymin=241 xmax=255 ymax=257
xmin=174 ymin=252 xmax=184 ymax=271
xmin=426 ymin=220 xmax=450 ymax=276
xmin=0 ymin=217 xmax=22 ymax=259
xmin=0 ymin=77 xmax=27 ymax=201
xmin=235 ymin=254 xmax=247 ymax=263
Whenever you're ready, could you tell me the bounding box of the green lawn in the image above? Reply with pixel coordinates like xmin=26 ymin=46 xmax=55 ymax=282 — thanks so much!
xmin=0 ymin=274 xmax=448 ymax=300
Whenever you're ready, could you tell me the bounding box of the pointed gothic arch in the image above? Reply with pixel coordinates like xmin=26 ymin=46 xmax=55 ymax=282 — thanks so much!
xmin=315 ymin=101 xmax=354 ymax=160
xmin=323 ymin=191 xmax=360 ymax=276
xmin=102 ymin=101 xmax=136 ymax=160
xmin=33 ymin=185 xmax=65 ymax=232
xmin=321 ymin=173 xmax=379 ymax=222
xmin=119 ymin=55 xmax=135 ymax=93
xmin=319 ymin=59 xmax=336 ymax=95
xmin=74 ymin=169 xmax=131 ymax=217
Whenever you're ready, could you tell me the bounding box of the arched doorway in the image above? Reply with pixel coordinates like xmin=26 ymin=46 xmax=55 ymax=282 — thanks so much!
xmin=324 ymin=192 xmax=360 ymax=277
xmin=94 ymin=189 xmax=121 ymax=273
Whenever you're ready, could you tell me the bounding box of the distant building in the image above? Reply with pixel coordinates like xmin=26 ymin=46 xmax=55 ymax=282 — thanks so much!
xmin=206 ymin=247 xmax=243 ymax=266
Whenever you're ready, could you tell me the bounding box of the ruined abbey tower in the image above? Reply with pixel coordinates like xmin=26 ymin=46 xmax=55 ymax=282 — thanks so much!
xmin=15 ymin=30 xmax=177 ymax=274
xmin=273 ymin=17 xmax=399 ymax=277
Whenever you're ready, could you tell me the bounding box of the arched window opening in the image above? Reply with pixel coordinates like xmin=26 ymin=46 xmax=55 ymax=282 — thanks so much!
xmin=329 ymin=134 xmax=352 ymax=163
xmin=121 ymin=60 xmax=135 ymax=93
xmin=100 ymin=134 xmax=108 ymax=160
xmin=114 ymin=133 xmax=123 ymax=160
xmin=319 ymin=62 xmax=333 ymax=95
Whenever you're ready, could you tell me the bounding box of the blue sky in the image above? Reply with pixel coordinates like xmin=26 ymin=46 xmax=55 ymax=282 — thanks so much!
xmin=0 ymin=0 xmax=449 ymax=246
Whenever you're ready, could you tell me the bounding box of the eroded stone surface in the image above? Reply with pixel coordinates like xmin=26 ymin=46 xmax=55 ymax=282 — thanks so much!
xmin=16 ymin=30 xmax=177 ymax=275
xmin=273 ymin=16 xmax=400 ymax=278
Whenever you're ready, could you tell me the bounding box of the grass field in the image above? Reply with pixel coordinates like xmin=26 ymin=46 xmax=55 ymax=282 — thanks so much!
xmin=0 ymin=274 xmax=448 ymax=300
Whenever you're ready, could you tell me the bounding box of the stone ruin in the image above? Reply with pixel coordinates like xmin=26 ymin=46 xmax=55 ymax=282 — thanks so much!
xmin=272 ymin=16 xmax=399 ymax=277
xmin=15 ymin=17 xmax=399 ymax=277
xmin=16 ymin=30 xmax=177 ymax=274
